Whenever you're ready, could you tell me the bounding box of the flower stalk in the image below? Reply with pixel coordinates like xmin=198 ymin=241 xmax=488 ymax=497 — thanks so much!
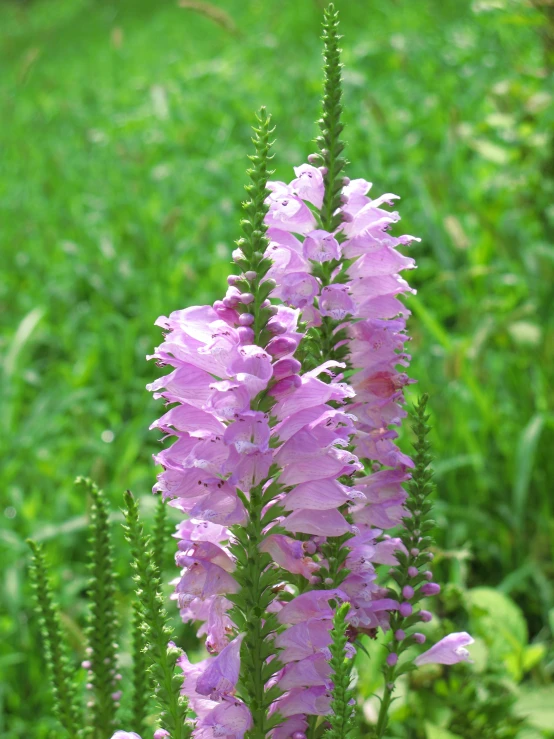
xmin=122 ymin=491 xmax=190 ymax=739
xmin=28 ymin=540 xmax=82 ymax=737
xmin=77 ymin=476 xmax=120 ymax=738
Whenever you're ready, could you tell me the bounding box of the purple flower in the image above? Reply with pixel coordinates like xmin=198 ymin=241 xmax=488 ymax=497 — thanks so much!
xmin=290 ymin=163 xmax=325 ymax=208
xmin=303 ymin=230 xmax=341 ymax=263
xmin=414 ymin=632 xmax=474 ymax=667
xmin=110 ymin=733 xmax=142 ymax=739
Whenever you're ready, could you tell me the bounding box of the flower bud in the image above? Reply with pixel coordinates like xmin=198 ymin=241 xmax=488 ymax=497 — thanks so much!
xmin=272 ymin=357 xmax=302 ymax=380
xmin=394 ymin=629 xmax=405 ymax=641
xmin=266 ymin=336 xmax=297 ymax=359
xmin=269 ymin=375 xmax=301 ymax=399
xmin=303 ymin=540 xmax=317 ymax=555
xmin=419 ymin=610 xmax=433 ymax=623
xmin=399 ymin=602 xmax=413 ymax=618
xmin=402 ymin=585 xmax=414 ymax=600
xmin=267 ymin=318 xmax=287 ymax=335
xmin=408 ymin=566 xmax=418 ymax=578
xmin=239 ymin=313 xmax=254 ymax=326
xmin=244 ymin=271 xmax=257 ymax=281
xmin=413 ymin=633 xmax=426 ymax=644
xmin=386 ymin=653 xmax=398 ymax=667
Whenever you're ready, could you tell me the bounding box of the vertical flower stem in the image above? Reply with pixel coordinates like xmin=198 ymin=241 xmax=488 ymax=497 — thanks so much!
xmin=317 ymin=3 xmax=347 ymax=234
xmin=77 ymin=477 xmax=119 ymax=738
xmin=27 ymin=540 xmax=82 ymax=737
xmin=303 ymin=3 xmax=350 ymax=372
xmin=233 ymin=106 xmax=275 ymax=348
xmin=374 ymin=395 xmax=436 ymax=738
xmin=122 ymin=491 xmax=189 ymax=739
xmin=230 ymin=482 xmax=284 ymax=739
xmin=323 ymin=603 xmax=355 ymax=739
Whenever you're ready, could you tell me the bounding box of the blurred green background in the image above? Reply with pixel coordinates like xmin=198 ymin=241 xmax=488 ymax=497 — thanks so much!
xmin=1 ymin=0 xmax=553 ymax=736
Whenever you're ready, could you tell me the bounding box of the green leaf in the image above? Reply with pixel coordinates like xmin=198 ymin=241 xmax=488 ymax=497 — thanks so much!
xmin=515 ymin=687 xmax=554 ymax=730
xmin=513 ymin=414 xmax=545 ymax=527
xmin=425 ymin=723 xmax=462 ymax=739
xmin=467 ymin=587 xmax=528 ymax=680
xmin=521 ymin=643 xmax=546 ymax=672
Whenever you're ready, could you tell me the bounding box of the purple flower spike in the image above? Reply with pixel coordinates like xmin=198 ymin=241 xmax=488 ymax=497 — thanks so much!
xmin=414 ymin=632 xmax=474 ymax=667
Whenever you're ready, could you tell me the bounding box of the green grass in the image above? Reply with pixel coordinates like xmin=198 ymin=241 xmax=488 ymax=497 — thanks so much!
xmin=1 ymin=0 xmax=553 ymax=735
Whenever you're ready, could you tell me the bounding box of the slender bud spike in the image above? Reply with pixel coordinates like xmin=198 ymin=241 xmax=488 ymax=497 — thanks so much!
xmin=319 ymin=3 xmax=347 ymax=232
xmin=27 ymin=540 xmax=82 ymax=735
xmin=323 ymin=603 xmax=356 ymax=739
xmin=76 ymin=477 xmax=119 ymax=735
xmin=122 ymin=491 xmax=190 ymax=738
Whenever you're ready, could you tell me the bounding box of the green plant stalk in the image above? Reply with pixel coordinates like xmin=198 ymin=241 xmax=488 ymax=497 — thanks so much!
xmin=28 ymin=540 xmax=82 ymax=737
xmin=222 ymin=110 xmax=286 ymax=736
xmin=374 ymin=395 xmax=436 ymax=738
xmin=323 ymin=602 xmax=355 ymax=739
xmin=299 ymin=3 xmax=350 ymax=373
xmin=153 ymin=493 xmax=169 ymax=576
xmin=233 ymin=106 xmax=275 ymax=348
xmin=77 ymin=477 xmax=119 ymax=738
xmin=317 ymin=3 xmax=347 ymax=234
xmin=122 ymin=490 xmax=190 ymax=739
xmin=229 ymin=482 xmax=285 ymax=739
xmin=130 ymin=599 xmax=151 ymax=736
xmin=129 ymin=495 xmax=167 ymax=733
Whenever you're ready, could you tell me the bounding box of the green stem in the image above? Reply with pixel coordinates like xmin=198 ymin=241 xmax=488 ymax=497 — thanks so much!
xmin=77 ymin=477 xmax=119 ymax=738
xmin=317 ymin=3 xmax=347 ymax=233
xmin=234 ymin=106 xmax=275 ymax=348
xmin=323 ymin=603 xmax=354 ymax=739
xmin=374 ymin=395 xmax=436 ymax=737
xmin=375 ymin=683 xmax=393 ymax=739
xmin=123 ymin=491 xmax=189 ymax=739
xmin=28 ymin=540 xmax=82 ymax=737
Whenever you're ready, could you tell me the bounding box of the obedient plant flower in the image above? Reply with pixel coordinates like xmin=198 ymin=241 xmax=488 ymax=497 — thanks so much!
xmin=148 ymin=108 xmax=369 ymax=736
xmin=144 ymin=5 xmax=470 ymax=739
xmin=413 ymin=632 xmax=474 ymax=667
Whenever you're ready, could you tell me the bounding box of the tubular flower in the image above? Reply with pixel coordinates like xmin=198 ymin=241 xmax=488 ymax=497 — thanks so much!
xmin=148 ymin=109 xmax=373 ymax=736
xmin=414 ymin=632 xmax=475 ymax=667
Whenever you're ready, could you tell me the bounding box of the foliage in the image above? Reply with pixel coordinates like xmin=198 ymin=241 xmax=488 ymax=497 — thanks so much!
xmin=1 ymin=0 xmax=553 ymax=736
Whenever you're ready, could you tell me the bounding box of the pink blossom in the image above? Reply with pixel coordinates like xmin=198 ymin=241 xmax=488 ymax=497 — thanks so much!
xmin=414 ymin=633 xmax=474 ymax=667
xmin=303 ymin=230 xmax=341 ymax=263
xmin=290 ymin=164 xmax=325 ymax=208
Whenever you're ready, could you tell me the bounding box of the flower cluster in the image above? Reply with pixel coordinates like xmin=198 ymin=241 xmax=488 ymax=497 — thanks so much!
xmin=114 ymin=7 xmax=474 ymax=739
